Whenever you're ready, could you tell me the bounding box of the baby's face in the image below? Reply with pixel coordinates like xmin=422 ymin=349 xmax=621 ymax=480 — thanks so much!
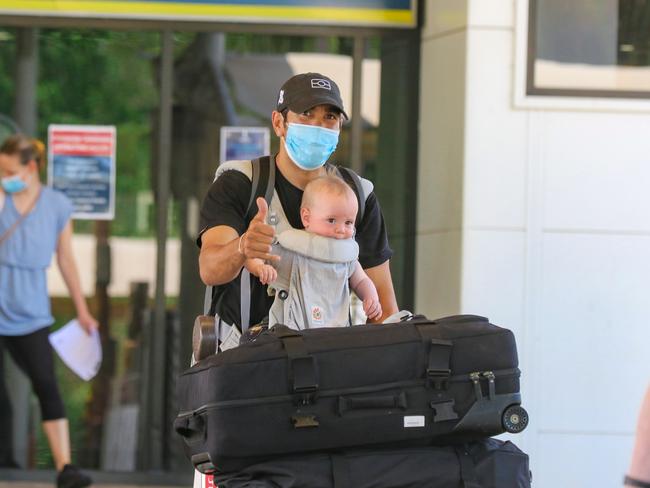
xmin=302 ymin=192 xmax=357 ymax=239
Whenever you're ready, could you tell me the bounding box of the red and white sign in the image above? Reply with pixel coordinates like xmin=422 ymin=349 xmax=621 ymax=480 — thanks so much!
xmin=205 ymin=474 xmax=215 ymax=488
xmin=50 ymin=129 xmax=114 ymax=156
xmin=48 ymin=124 xmax=116 ymax=220
xmin=193 ymin=471 xmax=215 ymax=488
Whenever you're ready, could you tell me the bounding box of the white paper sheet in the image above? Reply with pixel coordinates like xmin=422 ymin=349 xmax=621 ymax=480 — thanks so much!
xmin=49 ymin=319 xmax=102 ymax=381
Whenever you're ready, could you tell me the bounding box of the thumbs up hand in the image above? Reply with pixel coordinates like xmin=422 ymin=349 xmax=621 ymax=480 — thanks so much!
xmin=239 ymin=197 xmax=280 ymax=262
xmin=252 ymin=196 xmax=268 ymax=224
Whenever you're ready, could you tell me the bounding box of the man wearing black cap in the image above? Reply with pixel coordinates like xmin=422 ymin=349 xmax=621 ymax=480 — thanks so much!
xmin=197 ymin=72 xmax=397 ymax=338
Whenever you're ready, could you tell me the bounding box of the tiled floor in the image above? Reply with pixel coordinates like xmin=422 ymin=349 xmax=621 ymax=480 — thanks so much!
xmin=0 ymin=469 xmax=192 ymax=488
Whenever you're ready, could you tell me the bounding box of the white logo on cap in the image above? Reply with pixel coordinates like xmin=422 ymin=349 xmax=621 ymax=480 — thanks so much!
xmin=278 ymin=89 xmax=284 ymax=104
xmin=311 ymin=79 xmax=331 ymax=90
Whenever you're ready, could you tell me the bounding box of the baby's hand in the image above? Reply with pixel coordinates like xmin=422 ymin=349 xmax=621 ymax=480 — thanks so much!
xmin=363 ymin=298 xmax=382 ymax=320
xmin=258 ymin=264 xmax=277 ymax=285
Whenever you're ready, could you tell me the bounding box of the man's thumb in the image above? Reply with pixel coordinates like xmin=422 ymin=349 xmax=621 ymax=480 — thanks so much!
xmin=253 ymin=197 xmax=268 ymax=223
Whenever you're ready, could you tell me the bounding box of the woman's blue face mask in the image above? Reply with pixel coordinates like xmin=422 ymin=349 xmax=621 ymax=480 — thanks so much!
xmin=284 ymin=122 xmax=339 ymax=171
xmin=1 ymin=173 xmax=28 ymax=194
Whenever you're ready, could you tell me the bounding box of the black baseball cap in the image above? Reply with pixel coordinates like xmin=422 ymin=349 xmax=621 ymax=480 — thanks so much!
xmin=276 ymin=72 xmax=348 ymax=119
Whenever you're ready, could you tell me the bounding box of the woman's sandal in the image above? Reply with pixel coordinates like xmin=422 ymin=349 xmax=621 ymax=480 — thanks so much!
xmin=625 ymin=475 xmax=650 ymax=488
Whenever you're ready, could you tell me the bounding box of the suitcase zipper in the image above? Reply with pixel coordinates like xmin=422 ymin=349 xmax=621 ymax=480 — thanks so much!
xmin=179 ymin=369 xmax=520 ymax=416
xmin=182 ymin=379 xmax=428 ymax=415
xmin=453 ymin=368 xmax=519 ymax=401
xmin=449 ymin=367 xmax=519 ymax=383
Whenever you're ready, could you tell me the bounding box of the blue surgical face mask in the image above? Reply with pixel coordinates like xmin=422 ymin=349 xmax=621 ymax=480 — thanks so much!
xmin=284 ymin=123 xmax=339 ymax=171
xmin=1 ymin=174 xmax=28 ymax=194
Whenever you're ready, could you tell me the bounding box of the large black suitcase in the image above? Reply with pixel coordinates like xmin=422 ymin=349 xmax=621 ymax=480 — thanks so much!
xmin=175 ymin=315 xmax=528 ymax=473
xmin=213 ymin=438 xmax=532 ymax=488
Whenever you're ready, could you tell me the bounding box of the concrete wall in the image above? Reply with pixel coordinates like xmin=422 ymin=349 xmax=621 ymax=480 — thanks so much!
xmin=417 ymin=1 xmax=650 ymax=486
xmin=416 ymin=0 xmax=467 ymax=318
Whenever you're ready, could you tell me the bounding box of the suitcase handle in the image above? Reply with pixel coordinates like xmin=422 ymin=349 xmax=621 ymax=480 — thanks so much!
xmin=338 ymin=391 xmax=407 ymax=415
xmin=174 ymin=413 xmax=205 ymax=442
xmin=433 ymin=314 xmax=488 ymax=324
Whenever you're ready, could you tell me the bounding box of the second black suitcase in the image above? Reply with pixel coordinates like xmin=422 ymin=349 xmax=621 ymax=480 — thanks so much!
xmin=213 ymin=438 xmax=532 ymax=488
xmin=175 ymin=315 xmax=528 ymax=473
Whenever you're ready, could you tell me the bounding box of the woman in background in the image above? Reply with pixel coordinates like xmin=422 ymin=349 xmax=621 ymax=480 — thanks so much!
xmin=625 ymin=383 xmax=650 ymax=487
xmin=0 ymin=134 xmax=96 ymax=488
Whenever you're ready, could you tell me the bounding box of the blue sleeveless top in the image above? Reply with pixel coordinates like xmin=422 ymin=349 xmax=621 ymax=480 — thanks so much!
xmin=0 ymin=187 xmax=73 ymax=336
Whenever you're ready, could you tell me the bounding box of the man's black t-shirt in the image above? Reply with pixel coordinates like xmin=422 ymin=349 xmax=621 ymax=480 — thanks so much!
xmin=197 ymin=161 xmax=393 ymax=329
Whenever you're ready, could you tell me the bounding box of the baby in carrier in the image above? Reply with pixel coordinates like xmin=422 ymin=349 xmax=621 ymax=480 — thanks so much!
xmin=244 ymin=175 xmax=382 ymax=330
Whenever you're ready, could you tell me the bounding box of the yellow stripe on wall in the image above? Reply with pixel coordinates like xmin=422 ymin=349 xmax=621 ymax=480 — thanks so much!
xmin=0 ymin=1 xmax=415 ymax=27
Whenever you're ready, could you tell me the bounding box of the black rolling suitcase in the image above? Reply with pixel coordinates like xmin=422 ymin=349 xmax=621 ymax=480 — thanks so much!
xmin=175 ymin=315 xmax=528 ymax=474
xmin=213 ymin=438 xmax=532 ymax=488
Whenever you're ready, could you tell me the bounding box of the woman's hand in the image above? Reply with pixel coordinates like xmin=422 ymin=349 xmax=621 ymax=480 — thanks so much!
xmin=77 ymin=311 xmax=99 ymax=335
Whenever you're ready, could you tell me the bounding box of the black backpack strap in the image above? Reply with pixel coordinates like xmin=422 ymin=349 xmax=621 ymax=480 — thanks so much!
xmin=245 ymin=155 xmax=274 ymax=223
xmin=204 ymin=285 xmax=216 ymax=316
xmin=264 ymin=156 xmax=276 ymax=206
xmin=336 ymin=166 xmax=366 ymax=227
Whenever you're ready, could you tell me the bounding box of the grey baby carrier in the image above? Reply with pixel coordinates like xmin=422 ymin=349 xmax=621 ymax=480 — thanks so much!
xmin=268 ymin=229 xmax=359 ymax=330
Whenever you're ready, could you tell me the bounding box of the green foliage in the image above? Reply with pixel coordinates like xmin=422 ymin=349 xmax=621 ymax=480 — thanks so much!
xmin=37 ymin=30 xmax=158 ymax=125
xmin=0 ymin=28 xmax=16 ymax=118
xmin=0 ymin=28 xmax=184 ymax=236
xmin=225 ymin=33 xmax=380 ymax=58
xmin=37 ymin=30 xmax=160 ymax=197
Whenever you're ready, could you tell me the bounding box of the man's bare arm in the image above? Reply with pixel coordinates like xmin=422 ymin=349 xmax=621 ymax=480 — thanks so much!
xmin=199 ymin=197 xmax=279 ymax=286
xmin=199 ymin=225 xmax=246 ymax=285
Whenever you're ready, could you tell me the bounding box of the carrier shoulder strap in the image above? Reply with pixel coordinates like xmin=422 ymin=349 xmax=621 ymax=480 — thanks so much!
xmin=336 ymin=166 xmax=366 ymax=227
xmin=245 ymin=155 xmax=274 ymax=224
xmin=239 ymin=155 xmax=274 ymax=332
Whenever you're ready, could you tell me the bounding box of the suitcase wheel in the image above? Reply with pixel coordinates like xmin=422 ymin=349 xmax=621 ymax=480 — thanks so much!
xmin=502 ymin=404 xmax=529 ymax=433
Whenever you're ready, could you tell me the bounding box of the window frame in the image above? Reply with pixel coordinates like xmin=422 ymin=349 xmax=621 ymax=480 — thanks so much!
xmin=513 ymin=0 xmax=650 ymax=111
